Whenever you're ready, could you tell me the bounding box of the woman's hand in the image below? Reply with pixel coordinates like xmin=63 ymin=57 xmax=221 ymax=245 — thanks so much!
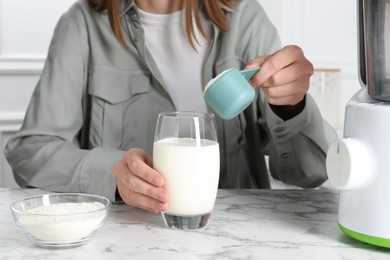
xmin=113 ymin=148 xmax=169 ymax=213
xmin=246 ymin=45 xmax=313 ymax=114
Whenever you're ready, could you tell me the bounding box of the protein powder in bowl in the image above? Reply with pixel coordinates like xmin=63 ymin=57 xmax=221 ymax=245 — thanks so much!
xmin=10 ymin=193 xmax=111 ymax=248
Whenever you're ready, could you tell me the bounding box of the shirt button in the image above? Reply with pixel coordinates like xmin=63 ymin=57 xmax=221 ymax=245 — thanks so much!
xmin=281 ymin=153 xmax=290 ymax=159
xmin=129 ymin=9 xmax=138 ymax=20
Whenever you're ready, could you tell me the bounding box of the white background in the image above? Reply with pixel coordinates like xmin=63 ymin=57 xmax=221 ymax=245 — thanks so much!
xmin=0 ymin=0 xmax=360 ymax=187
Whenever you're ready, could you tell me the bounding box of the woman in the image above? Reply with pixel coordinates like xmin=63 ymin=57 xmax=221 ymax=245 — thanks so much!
xmin=5 ymin=0 xmax=337 ymax=213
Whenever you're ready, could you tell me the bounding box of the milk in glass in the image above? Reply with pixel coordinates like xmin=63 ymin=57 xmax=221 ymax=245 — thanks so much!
xmin=153 ymin=138 xmax=219 ymax=216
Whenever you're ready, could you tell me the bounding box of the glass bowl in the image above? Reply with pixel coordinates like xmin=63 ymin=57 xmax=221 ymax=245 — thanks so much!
xmin=10 ymin=193 xmax=111 ymax=248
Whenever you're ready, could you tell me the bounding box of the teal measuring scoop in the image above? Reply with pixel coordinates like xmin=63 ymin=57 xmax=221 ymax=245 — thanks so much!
xmin=203 ymin=67 xmax=260 ymax=120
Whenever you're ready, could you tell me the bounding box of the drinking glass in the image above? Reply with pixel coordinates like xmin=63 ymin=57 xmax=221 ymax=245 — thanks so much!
xmin=153 ymin=112 xmax=220 ymax=229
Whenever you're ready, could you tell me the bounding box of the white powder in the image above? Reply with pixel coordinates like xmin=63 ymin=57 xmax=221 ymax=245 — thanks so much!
xmin=19 ymin=202 xmax=106 ymax=243
xmin=204 ymin=68 xmax=233 ymax=93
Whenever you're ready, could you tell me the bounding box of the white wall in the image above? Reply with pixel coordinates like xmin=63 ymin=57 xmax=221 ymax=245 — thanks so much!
xmin=0 ymin=0 xmax=360 ymax=187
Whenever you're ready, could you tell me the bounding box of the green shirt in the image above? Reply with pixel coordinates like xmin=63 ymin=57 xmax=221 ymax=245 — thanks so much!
xmin=4 ymin=0 xmax=338 ymax=201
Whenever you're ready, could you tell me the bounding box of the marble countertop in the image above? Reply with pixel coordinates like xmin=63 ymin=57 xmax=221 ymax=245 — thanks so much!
xmin=1 ymin=188 xmax=389 ymax=260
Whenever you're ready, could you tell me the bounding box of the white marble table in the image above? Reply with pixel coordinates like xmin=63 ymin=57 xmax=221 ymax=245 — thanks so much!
xmin=1 ymin=188 xmax=389 ymax=259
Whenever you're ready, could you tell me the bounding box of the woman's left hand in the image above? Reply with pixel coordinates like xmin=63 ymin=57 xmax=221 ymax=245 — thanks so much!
xmin=245 ymin=45 xmax=314 ymax=107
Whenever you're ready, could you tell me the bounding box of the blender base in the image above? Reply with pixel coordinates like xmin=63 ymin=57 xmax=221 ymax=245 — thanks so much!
xmin=339 ymin=223 xmax=390 ymax=248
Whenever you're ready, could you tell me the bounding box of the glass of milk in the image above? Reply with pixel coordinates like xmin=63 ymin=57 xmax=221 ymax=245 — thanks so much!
xmin=153 ymin=112 xmax=220 ymax=229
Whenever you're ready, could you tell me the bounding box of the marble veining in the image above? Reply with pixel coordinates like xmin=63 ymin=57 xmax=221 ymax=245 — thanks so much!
xmin=1 ymin=188 xmax=390 ymax=259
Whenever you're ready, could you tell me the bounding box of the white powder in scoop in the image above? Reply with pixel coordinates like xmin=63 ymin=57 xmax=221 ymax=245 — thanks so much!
xmin=204 ymin=68 xmax=233 ymax=93
xmin=19 ymin=202 xmax=106 ymax=243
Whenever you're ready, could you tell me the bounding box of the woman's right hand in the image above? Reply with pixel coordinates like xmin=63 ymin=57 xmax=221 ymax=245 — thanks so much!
xmin=113 ymin=148 xmax=169 ymax=213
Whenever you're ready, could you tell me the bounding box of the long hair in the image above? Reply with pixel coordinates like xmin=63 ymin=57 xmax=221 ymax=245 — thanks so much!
xmin=88 ymin=0 xmax=236 ymax=49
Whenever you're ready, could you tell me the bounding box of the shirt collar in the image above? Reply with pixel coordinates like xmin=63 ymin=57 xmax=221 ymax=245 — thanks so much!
xmin=121 ymin=0 xmax=135 ymax=15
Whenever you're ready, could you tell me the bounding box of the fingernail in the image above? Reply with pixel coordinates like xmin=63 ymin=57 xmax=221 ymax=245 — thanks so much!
xmin=154 ymin=177 xmax=162 ymax=187
xmin=158 ymin=191 xmax=167 ymax=201
xmin=159 ymin=202 xmax=168 ymax=212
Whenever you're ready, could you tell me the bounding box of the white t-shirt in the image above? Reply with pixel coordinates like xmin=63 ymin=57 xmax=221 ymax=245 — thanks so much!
xmin=136 ymin=7 xmax=210 ymax=112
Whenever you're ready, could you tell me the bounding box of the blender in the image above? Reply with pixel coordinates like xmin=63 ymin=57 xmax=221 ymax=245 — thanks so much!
xmin=326 ymin=0 xmax=390 ymax=247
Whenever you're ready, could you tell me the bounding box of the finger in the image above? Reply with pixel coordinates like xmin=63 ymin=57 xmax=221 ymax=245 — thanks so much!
xmin=116 ymin=173 xmax=168 ymax=211
xmin=253 ymin=61 xmax=312 ymax=88
xmin=262 ymin=75 xmax=309 ymax=96
xmin=261 ymin=76 xmax=308 ymax=105
xmin=265 ymin=94 xmax=304 ymax=106
xmin=245 ymin=55 xmax=270 ymax=69
xmin=126 ymin=190 xmax=168 ymax=213
xmin=117 ymin=180 xmax=168 ymax=213
xmin=114 ymin=158 xmax=168 ymax=203
xmin=263 ymin=88 xmax=305 ymax=106
xmin=252 ymin=46 xmax=305 ymax=86
xmin=125 ymin=153 xmax=164 ymax=188
xmin=127 ymin=173 xmax=168 ymax=203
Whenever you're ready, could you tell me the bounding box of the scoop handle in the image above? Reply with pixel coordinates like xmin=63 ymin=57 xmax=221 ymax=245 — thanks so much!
xmin=240 ymin=67 xmax=261 ymax=81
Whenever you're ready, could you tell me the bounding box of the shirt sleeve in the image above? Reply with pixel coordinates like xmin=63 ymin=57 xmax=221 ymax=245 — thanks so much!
xmin=4 ymin=10 xmax=125 ymax=201
xmin=263 ymin=94 xmax=338 ymax=188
